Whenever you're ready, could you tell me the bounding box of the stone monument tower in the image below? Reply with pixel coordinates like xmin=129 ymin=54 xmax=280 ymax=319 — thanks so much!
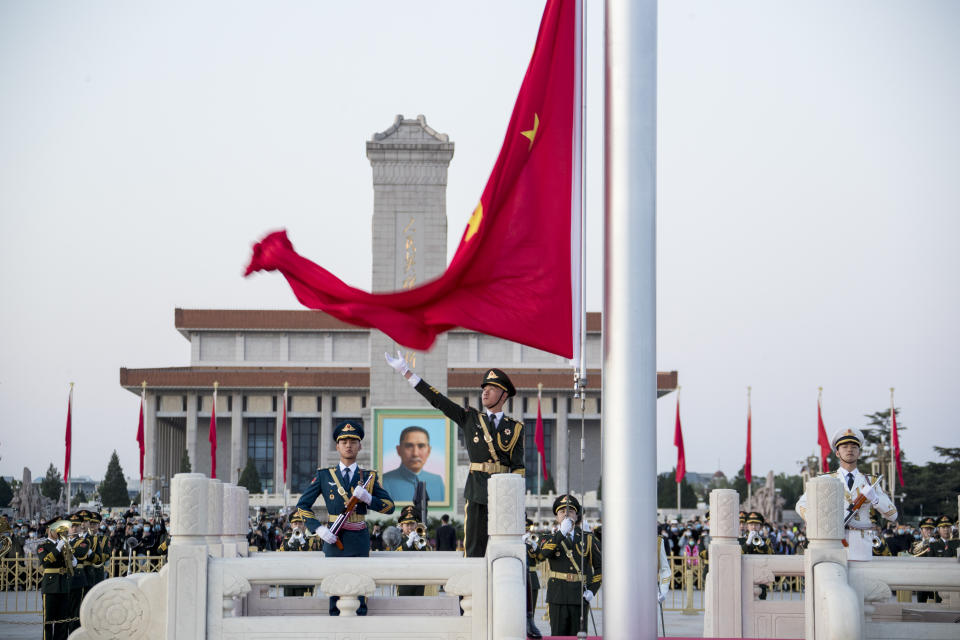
xmin=366 ymin=115 xmax=454 ymax=416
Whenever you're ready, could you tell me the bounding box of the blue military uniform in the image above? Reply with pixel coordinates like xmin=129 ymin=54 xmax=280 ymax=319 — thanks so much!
xmin=295 ymin=421 xmax=394 ymax=615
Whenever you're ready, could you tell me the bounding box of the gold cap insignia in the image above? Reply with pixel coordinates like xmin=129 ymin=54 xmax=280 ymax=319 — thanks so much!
xmin=486 ymin=371 xmax=497 ymax=379
xmin=343 ymin=424 xmax=355 ymax=432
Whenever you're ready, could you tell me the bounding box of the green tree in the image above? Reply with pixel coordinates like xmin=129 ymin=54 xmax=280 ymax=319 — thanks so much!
xmin=0 ymin=476 xmax=12 ymax=507
xmin=179 ymin=448 xmax=192 ymax=473
xmin=41 ymin=464 xmax=64 ymax=502
xmin=774 ymin=472 xmax=804 ymax=510
xmin=71 ymin=489 xmax=87 ymax=507
xmin=540 ymin=475 xmax=556 ymax=496
xmin=657 ymin=469 xmax=697 ymax=509
xmin=99 ymin=451 xmax=130 ymax=507
xmin=858 ymin=408 xmax=906 ymax=467
xmin=899 ymin=446 xmax=960 ymax=518
xmin=239 ymin=458 xmax=262 ymax=494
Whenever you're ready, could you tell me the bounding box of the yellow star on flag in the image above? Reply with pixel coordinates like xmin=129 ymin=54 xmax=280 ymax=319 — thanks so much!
xmin=521 ymin=113 xmax=539 ymax=150
xmin=465 ymin=202 xmax=483 ymax=242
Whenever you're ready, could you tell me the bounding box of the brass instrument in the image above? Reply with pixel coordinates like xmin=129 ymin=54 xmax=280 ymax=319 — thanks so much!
xmin=49 ymin=519 xmax=75 ymax=576
xmin=910 ymin=539 xmax=930 ymax=557
xmin=527 ymin=532 xmax=540 ymax=546
xmin=413 ymin=524 xmax=428 ymax=550
xmin=872 ymin=536 xmax=883 ymax=550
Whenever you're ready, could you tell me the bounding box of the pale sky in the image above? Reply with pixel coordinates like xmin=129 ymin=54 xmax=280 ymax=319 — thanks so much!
xmin=1 ymin=1 xmax=957 ymax=485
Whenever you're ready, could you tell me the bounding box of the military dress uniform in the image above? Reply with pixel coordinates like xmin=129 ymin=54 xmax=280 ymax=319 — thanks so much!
xmin=67 ymin=513 xmax=92 ymax=634
xmin=393 ymin=506 xmax=428 ymax=596
xmin=279 ymin=513 xmax=317 ymax=597
xmin=929 ymin=515 xmax=960 ymax=558
xmin=740 ymin=512 xmax=774 ymax=599
xmin=524 ymin=518 xmax=543 ymax=639
xmin=912 ymin=517 xmax=939 ymax=602
xmin=295 ymin=421 xmax=395 ymax=615
xmin=795 ymin=428 xmax=897 ymax=562
xmin=85 ymin=511 xmax=108 ymax=586
xmin=412 ymin=368 xmax=524 ymax=558
xmin=536 ymin=495 xmax=601 ymax=637
xmin=38 ymin=518 xmax=72 ymax=640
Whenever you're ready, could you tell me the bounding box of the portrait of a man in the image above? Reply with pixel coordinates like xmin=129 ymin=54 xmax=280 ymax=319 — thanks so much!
xmin=373 ymin=409 xmax=453 ymax=509
xmin=382 ymin=425 xmax=445 ymax=503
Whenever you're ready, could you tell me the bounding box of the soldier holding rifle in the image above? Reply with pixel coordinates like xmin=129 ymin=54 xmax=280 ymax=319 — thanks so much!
xmin=295 ymin=421 xmax=395 ymax=616
xmin=796 ymin=427 xmax=897 ymax=561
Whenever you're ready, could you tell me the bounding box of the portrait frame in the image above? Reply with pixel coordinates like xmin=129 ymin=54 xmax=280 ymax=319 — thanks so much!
xmin=372 ymin=407 xmax=455 ymax=511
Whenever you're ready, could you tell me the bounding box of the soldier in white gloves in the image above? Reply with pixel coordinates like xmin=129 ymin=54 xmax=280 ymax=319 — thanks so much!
xmin=795 ymin=427 xmax=897 ymax=561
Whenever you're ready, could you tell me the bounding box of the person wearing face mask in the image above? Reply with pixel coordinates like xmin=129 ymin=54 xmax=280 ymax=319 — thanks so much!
xmin=535 ymin=494 xmax=601 ymax=637
xmin=385 ymin=353 xmax=523 ymax=558
xmin=795 ymin=428 xmax=897 ymax=562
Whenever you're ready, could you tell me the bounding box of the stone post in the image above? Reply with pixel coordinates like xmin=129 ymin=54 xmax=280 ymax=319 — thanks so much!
xmin=205 ymin=479 xmax=224 ymax=557
xmin=166 ymin=473 xmax=211 ymax=639
xmin=802 ymin=475 xmax=847 ymax=640
xmin=487 ymin=473 xmax=526 ymax=640
xmin=704 ymin=489 xmax=742 ymax=638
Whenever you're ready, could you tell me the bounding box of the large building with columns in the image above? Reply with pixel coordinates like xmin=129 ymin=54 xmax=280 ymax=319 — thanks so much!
xmin=120 ymin=115 xmax=677 ymax=511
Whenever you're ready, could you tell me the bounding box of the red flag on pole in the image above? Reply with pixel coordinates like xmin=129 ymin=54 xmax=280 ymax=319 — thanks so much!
xmin=674 ymin=393 xmax=686 ymax=483
xmin=281 ymin=383 xmax=289 ymax=485
xmin=137 ymin=384 xmax=146 ymax=482
xmin=817 ymin=388 xmax=830 ymax=473
xmin=244 ymin=0 xmax=579 ymax=358
xmin=891 ymin=388 xmax=903 ymax=487
xmin=535 ymin=386 xmax=549 ymax=481
xmin=745 ymin=387 xmax=752 ymax=485
xmin=65 ymin=384 xmax=73 ymax=481
xmin=209 ymin=382 xmax=218 ymax=479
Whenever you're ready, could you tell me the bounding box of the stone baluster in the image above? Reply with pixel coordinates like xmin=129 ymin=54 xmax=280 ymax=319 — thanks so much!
xmin=704 ymin=489 xmax=742 ymax=638
xmin=801 ymin=475 xmax=850 ymax=640
xmin=166 ymin=473 xmax=211 ymax=639
xmin=206 ymin=479 xmax=224 ymax=557
xmin=487 ymin=473 xmax=526 ymax=640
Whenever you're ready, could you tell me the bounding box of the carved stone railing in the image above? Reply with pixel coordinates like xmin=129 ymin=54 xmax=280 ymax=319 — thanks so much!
xmin=71 ymin=472 xmax=527 ymax=640
xmin=705 ymin=485 xmax=960 ymax=640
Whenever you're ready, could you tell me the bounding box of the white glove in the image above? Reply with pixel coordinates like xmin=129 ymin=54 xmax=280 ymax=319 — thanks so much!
xmin=352 ymin=485 xmax=373 ymax=505
xmin=384 ymin=351 xmax=420 ymax=387
xmin=658 ymin=588 xmax=667 ymax=604
xmin=313 ymin=526 xmax=337 ymax=545
xmin=582 ymin=590 xmax=594 ymax=603
xmin=407 ymin=531 xmax=419 ymax=546
xmin=861 ymin=483 xmax=879 ymax=505
xmin=559 ymin=518 xmax=574 ymax=537
xmin=72 ymin=556 xmax=78 ymax=567
xmin=582 ymin=520 xmax=592 ymax=532
xmin=56 ymin=539 xmax=65 ymax=552
xmin=522 ymin=532 xmax=533 ymax=546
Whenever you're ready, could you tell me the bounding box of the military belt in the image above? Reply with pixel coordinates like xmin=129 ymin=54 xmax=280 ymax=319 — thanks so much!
xmin=548 ymin=570 xmax=584 ymax=582
xmin=44 ymin=568 xmax=67 ymax=574
xmin=328 ymin=513 xmax=365 ymax=524
xmin=469 ymin=462 xmax=509 ymax=474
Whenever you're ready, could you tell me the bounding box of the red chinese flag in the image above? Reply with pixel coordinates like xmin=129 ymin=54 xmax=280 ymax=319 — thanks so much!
xmin=209 ymin=387 xmax=217 ymax=479
xmin=674 ymin=397 xmax=686 ymax=484
xmin=817 ymin=397 xmax=830 ymax=473
xmin=891 ymin=407 xmax=903 ymax=487
xmin=281 ymin=391 xmax=288 ymax=484
xmin=244 ymin=0 xmax=577 ymax=358
xmin=745 ymin=398 xmax=752 ymax=485
xmin=535 ymin=394 xmax=549 ymax=481
xmin=64 ymin=386 xmax=73 ymax=481
xmin=136 ymin=393 xmax=146 ymax=482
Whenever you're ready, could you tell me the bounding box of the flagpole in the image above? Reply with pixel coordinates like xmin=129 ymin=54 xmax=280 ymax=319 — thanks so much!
xmin=537 ymin=383 xmax=543 ymax=524
xmin=603 ymin=0 xmax=658 ymax=634
xmin=747 ymin=386 xmax=752 ymax=504
xmin=140 ymin=381 xmax=147 ymax=514
xmin=283 ymin=382 xmax=289 ymax=511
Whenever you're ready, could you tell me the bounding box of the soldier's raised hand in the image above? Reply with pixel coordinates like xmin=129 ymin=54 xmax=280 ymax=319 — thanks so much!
xmin=352 ymin=485 xmax=373 ymax=505
xmin=384 ymin=351 xmax=410 ymax=375
xmin=559 ymin=518 xmax=574 ymax=536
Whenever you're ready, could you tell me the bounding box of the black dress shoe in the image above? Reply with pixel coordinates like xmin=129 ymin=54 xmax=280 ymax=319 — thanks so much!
xmin=526 ymin=612 xmax=543 ymax=638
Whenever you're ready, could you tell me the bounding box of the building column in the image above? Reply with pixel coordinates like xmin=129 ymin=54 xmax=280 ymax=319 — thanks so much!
xmin=231 ymin=392 xmax=243 ymax=484
xmin=186 ymin=392 xmax=198 ymax=476
xmin=555 ymin=395 xmax=569 ymax=494
xmin=320 ymin=393 xmax=334 ymax=467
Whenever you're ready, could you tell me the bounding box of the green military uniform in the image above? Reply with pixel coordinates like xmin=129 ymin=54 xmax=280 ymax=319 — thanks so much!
xmin=740 ymin=512 xmax=773 ymax=600
xmin=279 ymin=513 xmax=317 ymax=597
xmin=394 ymin=506 xmax=428 ymax=596
xmin=84 ymin=511 xmax=108 ymax=586
xmin=411 ymin=368 xmax=524 ymax=558
xmin=37 ymin=518 xmax=72 ymax=640
xmin=536 ymin=495 xmax=601 ymax=637
xmin=66 ymin=513 xmax=92 ymax=634
xmin=524 ymin=517 xmax=542 ymax=639
xmin=913 ymin=517 xmax=939 ymax=603
xmin=929 ymin=515 xmax=959 ymax=558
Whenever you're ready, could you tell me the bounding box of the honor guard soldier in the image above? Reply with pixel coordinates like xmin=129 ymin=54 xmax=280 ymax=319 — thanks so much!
xmin=930 ymin=515 xmax=959 ymax=558
xmin=84 ymin=511 xmax=107 ymax=586
xmin=386 ymin=352 xmax=524 ymax=557
xmin=279 ymin=512 xmax=316 ymax=597
xmin=522 ymin=517 xmax=543 ymax=639
xmin=741 ymin=512 xmax=774 ymax=599
xmin=295 ymin=420 xmax=395 ymax=616
xmin=657 ymin=529 xmax=671 ymax=606
xmin=38 ymin=517 xmax=73 ymax=640
xmin=536 ymin=495 xmax=601 ymax=637
xmin=67 ymin=512 xmax=91 ymax=633
xmin=795 ymin=427 xmax=897 ymax=562
xmin=394 ymin=506 xmax=428 ymax=596
xmin=913 ymin=517 xmax=939 ymax=602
